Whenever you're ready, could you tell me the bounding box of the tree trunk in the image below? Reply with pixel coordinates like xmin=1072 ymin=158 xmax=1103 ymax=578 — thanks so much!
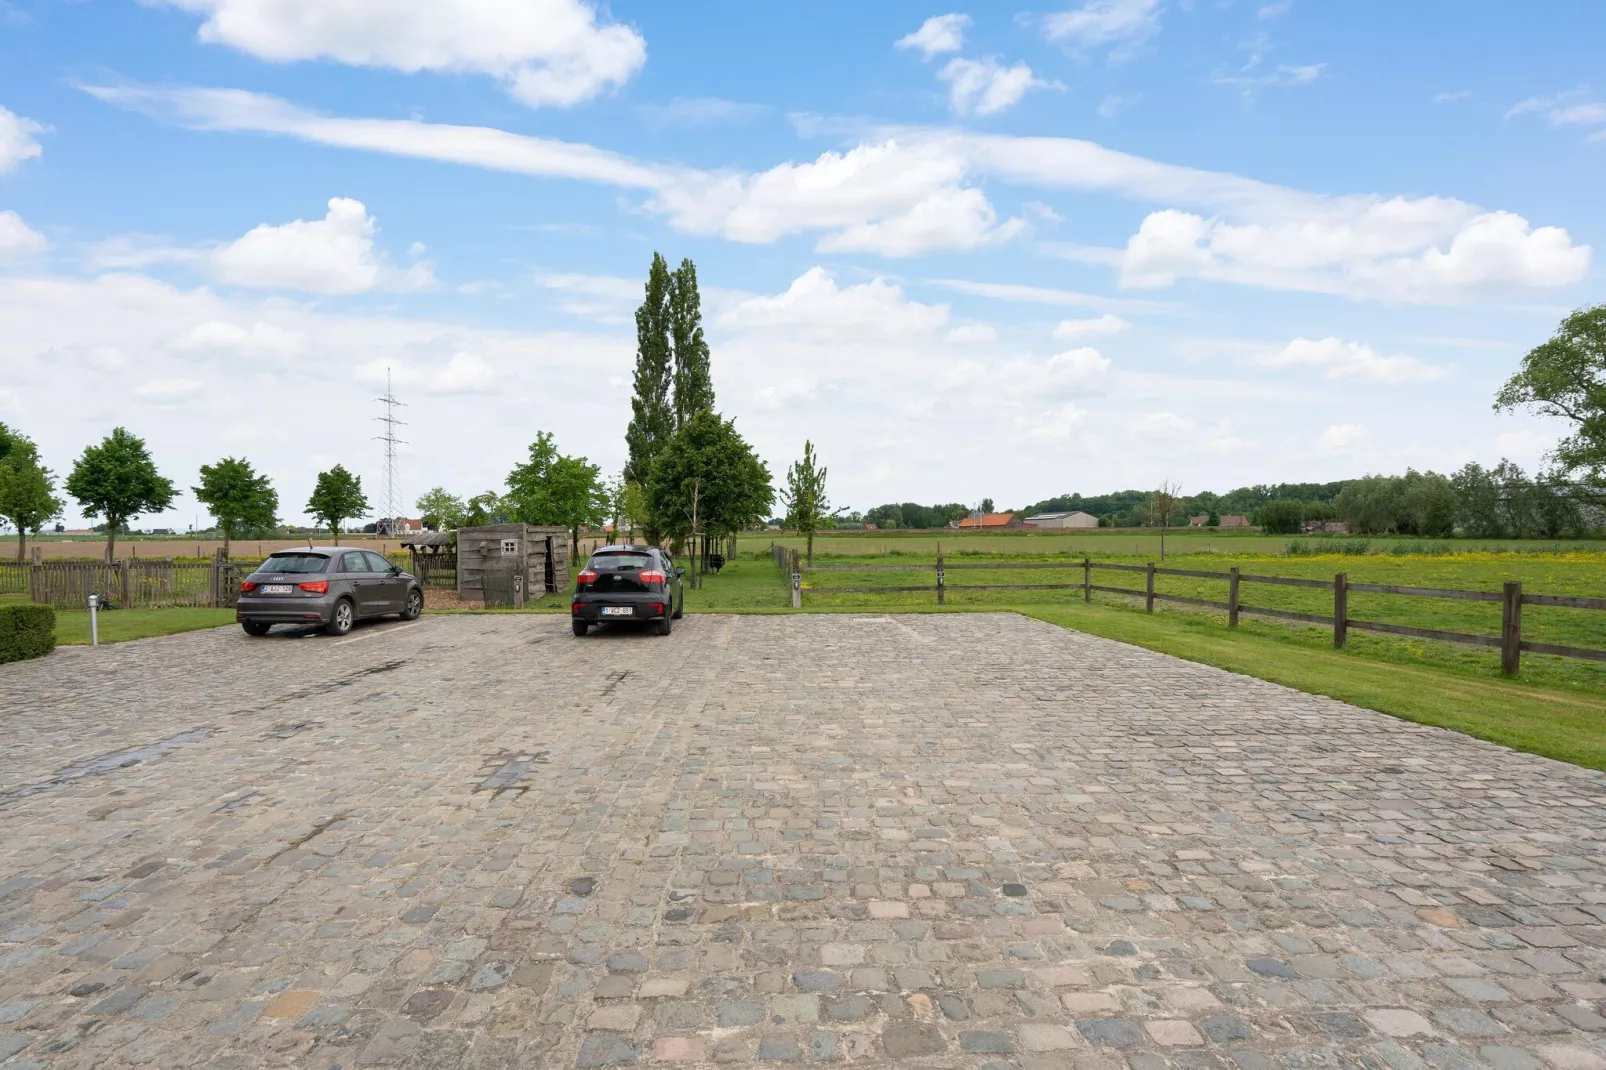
xmin=332 ymin=523 xmax=340 ymax=546
xmin=14 ymin=528 xmax=24 ymax=563
xmin=806 ymin=529 xmax=814 ymax=567
xmin=222 ymin=525 xmax=231 ymax=561
xmin=105 ymin=517 xmax=119 ymax=562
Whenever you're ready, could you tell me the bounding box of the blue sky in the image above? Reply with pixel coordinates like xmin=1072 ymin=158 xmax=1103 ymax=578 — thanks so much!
xmin=2 ymin=0 xmax=1603 ymax=528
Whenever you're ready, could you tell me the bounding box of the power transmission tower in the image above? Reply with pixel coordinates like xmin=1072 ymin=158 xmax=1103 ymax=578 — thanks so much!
xmin=375 ymin=368 xmax=407 ymax=534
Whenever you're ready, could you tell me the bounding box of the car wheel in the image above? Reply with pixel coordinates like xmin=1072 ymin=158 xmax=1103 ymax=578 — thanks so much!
xmin=325 ymin=598 xmax=355 ymax=636
xmin=572 ymin=619 xmax=589 ymax=637
xmin=241 ymin=621 xmax=271 ymax=637
xmin=672 ymin=594 xmax=683 ymax=620
xmin=657 ymin=613 xmax=672 ymax=636
xmin=402 ymin=588 xmax=423 ymax=620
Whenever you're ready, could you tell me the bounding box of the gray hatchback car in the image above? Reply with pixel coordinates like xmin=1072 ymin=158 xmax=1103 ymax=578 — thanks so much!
xmin=237 ymin=547 xmax=423 ymax=636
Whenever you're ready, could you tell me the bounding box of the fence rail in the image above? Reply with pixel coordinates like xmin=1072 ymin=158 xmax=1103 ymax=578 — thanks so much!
xmin=771 ymin=550 xmax=1606 ymax=676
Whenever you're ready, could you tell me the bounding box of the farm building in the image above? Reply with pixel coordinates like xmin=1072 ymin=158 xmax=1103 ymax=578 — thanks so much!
xmin=955 ymin=513 xmax=1023 ymax=530
xmin=1218 ymin=515 xmax=1251 ymax=528
xmin=455 ymin=523 xmax=570 ymax=606
xmin=1023 ymin=510 xmax=1099 ymax=529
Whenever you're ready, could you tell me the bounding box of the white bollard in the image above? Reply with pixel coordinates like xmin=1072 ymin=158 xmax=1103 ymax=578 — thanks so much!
xmin=88 ymin=593 xmax=100 ymax=647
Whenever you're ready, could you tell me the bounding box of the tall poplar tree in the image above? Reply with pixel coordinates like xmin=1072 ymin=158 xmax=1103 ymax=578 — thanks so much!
xmin=625 ymin=253 xmax=674 ymax=493
xmin=670 ymin=258 xmax=714 ymax=430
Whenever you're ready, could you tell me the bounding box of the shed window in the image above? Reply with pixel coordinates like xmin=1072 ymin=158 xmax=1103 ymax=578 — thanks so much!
xmin=501 ymin=538 xmax=519 ymax=555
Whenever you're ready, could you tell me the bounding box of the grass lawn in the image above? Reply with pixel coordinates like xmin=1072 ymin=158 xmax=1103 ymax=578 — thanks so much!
xmin=51 ymin=608 xmax=237 ymax=645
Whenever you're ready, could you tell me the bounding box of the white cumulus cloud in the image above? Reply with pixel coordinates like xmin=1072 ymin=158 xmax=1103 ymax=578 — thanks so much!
xmin=431 ymin=352 xmax=497 ymax=394
xmin=210 ymin=197 xmax=434 ymax=294
xmin=1262 ymin=337 xmax=1447 ymax=384
xmin=1119 ymin=204 xmax=1590 ymax=302
xmin=0 ymin=105 xmax=45 ymax=174
xmin=896 ymin=13 xmax=970 ymax=58
xmin=0 ymin=210 xmax=47 ymax=257
xmin=717 ymin=267 xmax=949 ymax=341
xmin=156 ymin=0 xmax=645 ymax=108
xmin=938 ymin=58 xmax=1056 ymax=116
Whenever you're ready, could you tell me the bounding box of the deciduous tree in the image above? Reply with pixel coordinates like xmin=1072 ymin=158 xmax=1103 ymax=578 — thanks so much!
xmin=505 ymin=431 xmax=608 ymax=560
xmin=415 ymin=487 xmax=466 ymax=531
xmin=306 ymin=464 xmax=369 ymax=545
xmin=647 ymin=413 xmax=772 ymax=565
xmin=625 ymin=253 xmax=674 ymax=499
xmin=1496 ymin=304 xmax=1606 ymax=483
xmin=0 ymin=424 xmax=62 ymax=562
xmin=193 ymin=456 xmax=278 ymax=557
xmin=780 ymin=440 xmax=837 ymax=566
xmin=670 ymin=258 xmax=714 ymax=430
xmin=64 ymin=427 xmax=176 ymax=561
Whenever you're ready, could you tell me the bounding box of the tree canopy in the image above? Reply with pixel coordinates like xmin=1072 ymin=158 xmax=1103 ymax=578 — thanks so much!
xmin=505 ymin=431 xmax=608 ymax=557
xmin=1496 ymin=303 xmax=1606 ymax=482
xmin=669 ymin=258 xmax=714 ymax=429
xmin=306 ymin=464 xmax=369 ymax=544
xmin=415 ymin=487 xmax=466 ymax=531
xmin=64 ymin=427 xmax=176 ymax=560
xmin=0 ymin=423 xmax=63 ymax=562
xmin=625 ymin=253 xmax=674 ymax=493
xmin=193 ymin=456 xmax=278 ymax=555
xmin=780 ymin=440 xmax=836 ymax=565
xmin=646 ymin=412 xmax=772 ymax=547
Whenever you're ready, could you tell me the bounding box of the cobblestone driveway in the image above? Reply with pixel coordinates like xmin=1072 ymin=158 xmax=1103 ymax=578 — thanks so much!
xmin=1 ymin=612 xmax=1605 ymax=1069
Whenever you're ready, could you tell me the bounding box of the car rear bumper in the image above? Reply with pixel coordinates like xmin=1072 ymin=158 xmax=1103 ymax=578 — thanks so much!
xmin=237 ymin=594 xmax=336 ymax=624
xmin=571 ymin=593 xmax=668 ymax=622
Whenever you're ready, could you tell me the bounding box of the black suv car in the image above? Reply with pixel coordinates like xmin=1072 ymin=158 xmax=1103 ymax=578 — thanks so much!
xmin=571 ymin=546 xmax=684 ymax=636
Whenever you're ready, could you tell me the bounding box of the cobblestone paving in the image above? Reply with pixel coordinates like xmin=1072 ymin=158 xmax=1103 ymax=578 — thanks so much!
xmin=1 ymin=611 xmax=1605 ymax=1069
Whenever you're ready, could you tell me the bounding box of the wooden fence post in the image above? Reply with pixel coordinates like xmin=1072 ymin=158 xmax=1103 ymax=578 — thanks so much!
xmin=935 ymin=547 xmax=945 ymax=606
xmin=1228 ymin=566 xmax=1240 ymax=629
xmin=1083 ymin=557 xmax=1091 ymax=603
xmin=1145 ymin=562 xmax=1155 ymax=613
xmin=1333 ymin=572 xmax=1348 ymax=648
xmin=119 ymin=559 xmax=131 ymax=609
xmin=1501 ymin=581 xmax=1522 ymax=675
xmin=790 ymin=549 xmax=801 ymax=609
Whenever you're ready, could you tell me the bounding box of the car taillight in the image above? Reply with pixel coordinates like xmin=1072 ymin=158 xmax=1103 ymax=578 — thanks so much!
xmin=639 ymin=569 xmax=666 ymax=584
xmin=577 ymin=569 xmax=598 ymax=584
xmin=299 ymin=580 xmax=329 ymax=593
xmin=239 ymin=580 xmax=257 ymax=593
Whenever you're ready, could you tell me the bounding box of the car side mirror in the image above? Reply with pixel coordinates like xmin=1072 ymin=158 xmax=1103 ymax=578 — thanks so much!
xmin=676 ymin=566 xmax=686 ymax=576
xmin=390 ymin=565 xmax=403 ymax=575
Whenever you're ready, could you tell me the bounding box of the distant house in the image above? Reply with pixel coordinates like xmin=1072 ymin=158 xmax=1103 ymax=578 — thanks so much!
xmin=862 ymin=523 xmax=878 ymax=530
xmin=1218 ymin=515 xmax=1251 ymax=528
xmin=1023 ymin=511 xmax=1099 ymax=530
xmin=1188 ymin=514 xmax=1210 ymax=527
xmin=376 ymin=517 xmax=423 ymax=536
xmin=956 ymin=512 xmax=1023 ymax=530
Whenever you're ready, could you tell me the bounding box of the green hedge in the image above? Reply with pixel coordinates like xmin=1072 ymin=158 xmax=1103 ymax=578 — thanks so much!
xmin=0 ymin=604 xmax=55 ymax=664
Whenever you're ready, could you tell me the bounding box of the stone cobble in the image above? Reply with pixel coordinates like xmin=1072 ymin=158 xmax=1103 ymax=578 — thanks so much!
xmin=0 ymin=611 xmax=1603 ymax=1068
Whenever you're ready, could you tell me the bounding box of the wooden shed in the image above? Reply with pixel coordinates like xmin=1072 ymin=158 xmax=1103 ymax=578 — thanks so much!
xmin=456 ymin=524 xmax=571 ymax=606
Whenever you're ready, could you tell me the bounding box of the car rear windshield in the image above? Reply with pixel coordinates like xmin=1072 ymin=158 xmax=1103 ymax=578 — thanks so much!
xmin=259 ymin=553 xmax=331 ymax=574
xmin=591 ymin=553 xmax=653 ymax=570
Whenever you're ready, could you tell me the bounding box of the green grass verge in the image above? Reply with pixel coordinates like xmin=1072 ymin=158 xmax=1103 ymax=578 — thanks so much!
xmin=1020 ymin=602 xmax=1606 ymax=772
xmin=52 ymin=608 xmax=236 ymax=645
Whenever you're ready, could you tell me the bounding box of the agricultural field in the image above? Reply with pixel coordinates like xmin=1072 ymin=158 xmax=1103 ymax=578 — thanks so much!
xmin=766 ymin=527 xmax=1606 ymax=558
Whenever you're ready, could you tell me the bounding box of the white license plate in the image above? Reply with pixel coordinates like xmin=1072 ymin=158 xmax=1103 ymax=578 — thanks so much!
xmin=262 ymin=584 xmax=293 ymax=594
xmin=600 ymin=606 xmax=633 ymax=616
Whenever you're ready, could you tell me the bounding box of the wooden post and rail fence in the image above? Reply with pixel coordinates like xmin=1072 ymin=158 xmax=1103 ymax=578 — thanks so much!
xmin=769 ymin=546 xmax=1606 ymax=676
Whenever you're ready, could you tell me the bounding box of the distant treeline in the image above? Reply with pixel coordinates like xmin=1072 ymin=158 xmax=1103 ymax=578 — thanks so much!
xmin=835 ymin=467 xmax=1601 ymax=538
